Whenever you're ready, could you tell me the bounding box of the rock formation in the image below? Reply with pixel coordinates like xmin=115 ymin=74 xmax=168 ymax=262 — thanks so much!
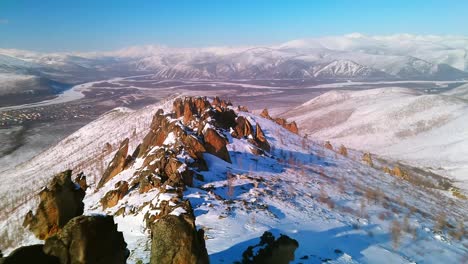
xmin=324 ymin=141 xmax=333 ymax=150
xmin=0 ymin=244 xmax=60 ymax=264
xmin=43 ymin=215 xmax=129 ymax=264
xmin=23 ymin=170 xmax=85 ymax=240
xmin=232 ymin=116 xmax=253 ymax=139
xmin=203 ymin=127 xmax=231 ymax=163
xmin=98 ymin=138 xmax=130 ymax=188
xmin=74 ymin=172 xmax=88 ymax=191
xmin=101 ymin=181 xmax=129 ymax=209
xmin=150 ymin=201 xmax=209 ymax=264
xmin=260 ymin=108 xmax=299 ymax=134
xmin=241 ymin=231 xmax=299 ymax=264
xmin=254 ymin=123 xmax=271 ymax=153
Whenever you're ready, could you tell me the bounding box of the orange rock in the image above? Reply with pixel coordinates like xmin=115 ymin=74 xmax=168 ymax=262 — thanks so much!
xmin=203 ymin=128 xmax=231 ymax=163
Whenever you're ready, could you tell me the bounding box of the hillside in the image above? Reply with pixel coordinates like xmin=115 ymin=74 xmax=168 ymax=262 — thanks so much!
xmin=282 ymin=86 xmax=468 ymax=191
xmin=0 ymin=96 xmax=466 ymax=263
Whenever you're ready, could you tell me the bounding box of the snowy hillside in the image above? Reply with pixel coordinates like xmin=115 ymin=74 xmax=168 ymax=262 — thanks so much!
xmin=282 ymin=86 xmax=468 ymax=190
xmin=0 ymin=96 xmax=466 ymax=263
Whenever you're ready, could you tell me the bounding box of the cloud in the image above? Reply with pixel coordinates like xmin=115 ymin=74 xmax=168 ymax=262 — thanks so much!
xmin=0 ymin=19 xmax=9 ymax=24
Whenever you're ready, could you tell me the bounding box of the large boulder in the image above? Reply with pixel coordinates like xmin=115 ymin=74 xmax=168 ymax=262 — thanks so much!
xmin=23 ymin=170 xmax=85 ymax=240
xmin=100 ymin=181 xmax=129 ymax=209
xmin=98 ymin=138 xmax=130 ymax=188
xmin=254 ymin=123 xmax=270 ymax=153
xmin=0 ymin=244 xmax=60 ymax=264
xmin=150 ymin=201 xmax=209 ymax=264
xmin=203 ymin=128 xmax=231 ymax=163
xmin=241 ymin=232 xmax=299 ymax=264
xmin=232 ymin=116 xmax=253 ymax=139
xmin=43 ymin=215 xmax=128 ymax=264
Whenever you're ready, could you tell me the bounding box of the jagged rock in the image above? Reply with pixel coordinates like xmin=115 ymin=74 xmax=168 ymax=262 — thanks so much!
xmin=150 ymin=201 xmax=209 ymax=264
xmin=181 ymin=134 xmax=206 ymax=160
xmin=139 ymin=109 xmax=168 ymax=156
xmin=325 ymin=141 xmax=333 ymax=150
xmin=0 ymin=244 xmax=60 ymax=264
xmin=232 ymin=116 xmax=253 ymax=139
xmin=183 ymin=98 xmax=195 ymax=124
xmin=101 ymin=181 xmax=129 ymax=209
xmin=43 ymin=215 xmax=128 ymax=264
xmin=241 ymin=231 xmax=299 ymax=264
xmin=98 ymin=138 xmax=130 ymax=188
xmin=138 ymin=174 xmax=162 ymax=193
xmin=23 ymin=170 xmax=85 ymax=240
xmin=212 ymin=96 xmax=231 ymax=108
xmin=173 ymin=98 xmax=184 ymax=118
xmin=260 ymin=108 xmax=271 ymax=119
xmin=254 ymin=123 xmax=270 ymax=153
xmin=203 ymin=128 xmax=231 ymax=163
xmin=74 ymin=172 xmax=88 ymax=191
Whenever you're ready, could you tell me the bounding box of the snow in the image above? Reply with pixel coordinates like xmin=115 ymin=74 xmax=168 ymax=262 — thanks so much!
xmin=0 ymin=97 xmax=466 ymax=263
xmin=283 ymin=86 xmax=468 ymax=190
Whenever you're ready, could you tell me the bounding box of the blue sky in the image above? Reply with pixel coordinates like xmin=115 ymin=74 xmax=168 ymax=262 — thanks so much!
xmin=1 ymin=0 xmax=467 ymax=52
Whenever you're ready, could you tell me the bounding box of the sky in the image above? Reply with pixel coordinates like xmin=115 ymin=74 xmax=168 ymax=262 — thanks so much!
xmin=1 ymin=0 xmax=467 ymax=52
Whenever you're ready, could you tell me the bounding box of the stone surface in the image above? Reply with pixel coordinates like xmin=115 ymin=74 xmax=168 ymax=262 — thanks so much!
xmin=23 ymin=170 xmax=85 ymax=240
xmin=203 ymin=128 xmax=231 ymax=163
xmin=150 ymin=201 xmax=209 ymax=264
xmin=43 ymin=215 xmax=128 ymax=264
xmin=100 ymin=181 xmax=129 ymax=209
xmin=98 ymin=138 xmax=130 ymax=188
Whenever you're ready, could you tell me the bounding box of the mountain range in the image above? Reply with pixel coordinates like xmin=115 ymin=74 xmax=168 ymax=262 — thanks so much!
xmin=1 ymin=34 xmax=468 ymax=94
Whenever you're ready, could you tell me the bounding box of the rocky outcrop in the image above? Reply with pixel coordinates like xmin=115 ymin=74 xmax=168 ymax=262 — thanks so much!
xmin=232 ymin=116 xmax=253 ymax=139
xmin=203 ymin=128 xmax=231 ymax=163
xmin=101 ymin=181 xmax=129 ymax=209
xmin=0 ymin=244 xmax=60 ymax=264
xmin=260 ymin=108 xmax=299 ymax=134
xmin=241 ymin=231 xmax=299 ymax=264
xmin=254 ymin=123 xmax=270 ymax=153
xmin=150 ymin=201 xmax=209 ymax=264
xmin=23 ymin=170 xmax=85 ymax=240
xmin=43 ymin=215 xmax=128 ymax=264
xmin=98 ymin=138 xmax=130 ymax=188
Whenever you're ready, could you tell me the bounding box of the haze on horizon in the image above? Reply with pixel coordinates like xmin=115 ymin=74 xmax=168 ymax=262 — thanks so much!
xmin=1 ymin=0 xmax=468 ymax=52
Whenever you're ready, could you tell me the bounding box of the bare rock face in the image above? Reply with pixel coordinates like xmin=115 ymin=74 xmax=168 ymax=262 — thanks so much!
xmin=23 ymin=170 xmax=85 ymax=240
xmin=0 ymin=244 xmax=60 ymax=264
xmin=100 ymin=181 xmax=129 ymax=209
xmin=98 ymin=138 xmax=130 ymax=188
xmin=203 ymin=128 xmax=231 ymax=163
xmin=254 ymin=123 xmax=270 ymax=153
xmin=43 ymin=215 xmax=129 ymax=264
xmin=150 ymin=201 xmax=209 ymax=264
xmin=232 ymin=116 xmax=253 ymax=139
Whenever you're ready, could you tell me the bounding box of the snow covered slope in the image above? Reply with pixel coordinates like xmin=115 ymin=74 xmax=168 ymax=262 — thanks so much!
xmin=0 ymin=96 xmax=466 ymax=263
xmin=283 ymin=87 xmax=468 ymax=190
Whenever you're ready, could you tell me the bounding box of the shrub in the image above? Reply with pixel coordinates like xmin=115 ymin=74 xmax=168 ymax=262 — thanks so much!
xmin=338 ymin=145 xmax=348 ymax=157
xmin=391 ymin=220 xmax=402 ymax=249
xmin=362 ymin=153 xmax=373 ymax=167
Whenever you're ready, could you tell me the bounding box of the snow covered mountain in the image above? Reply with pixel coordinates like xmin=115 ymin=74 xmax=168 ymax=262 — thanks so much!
xmin=0 ymin=96 xmax=466 ymax=263
xmin=282 ymin=85 xmax=468 ymax=190
xmin=1 ymin=34 xmax=468 ymax=89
